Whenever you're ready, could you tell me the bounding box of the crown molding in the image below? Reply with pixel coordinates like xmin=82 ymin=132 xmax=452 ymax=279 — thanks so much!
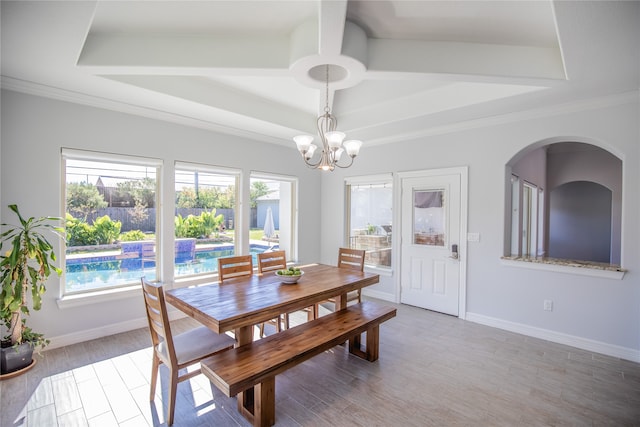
xmin=2 ymin=76 xmax=637 ymax=149
xmin=0 ymin=76 xmax=289 ymax=147
xmin=365 ymin=90 xmax=639 ymax=146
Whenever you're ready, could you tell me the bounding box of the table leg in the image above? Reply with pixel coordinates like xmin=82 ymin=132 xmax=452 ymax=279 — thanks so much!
xmin=334 ymin=293 xmax=349 ymax=346
xmin=235 ymin=325 xmax=255 ymax=419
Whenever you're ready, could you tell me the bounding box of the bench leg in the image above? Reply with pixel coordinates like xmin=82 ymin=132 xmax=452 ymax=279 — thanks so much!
xmin=254 ymin=377 xmax=276 ymax=427
xmin=236 ymin=378 xmax=276 ymax=427
xmin=348 ymin=325 xmax=380 ymax=362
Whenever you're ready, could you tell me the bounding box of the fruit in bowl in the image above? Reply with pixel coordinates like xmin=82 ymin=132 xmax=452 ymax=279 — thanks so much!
xmin=276 ymin=267 xmax=304 ymax=284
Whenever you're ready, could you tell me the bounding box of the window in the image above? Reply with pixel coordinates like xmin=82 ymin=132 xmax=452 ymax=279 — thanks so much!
xmin=63 ymin=149 xmax=160 ymax=294
xmin=510 ymin=177 xmax=543 ymax=257
xmin=346 ymin=175 xmax=392 ymax=269
xmin=174 ymin=163 xmax=240 ymax=279
xmin=506 ymin=141 xmax=621 ymax=265
xmin=510 ymin=175 xmax=520 ymax=255
xmin=521 ymin=182 xmax=539 ymax=257
xmin=250 ymin=173 xmax=298 ymax=263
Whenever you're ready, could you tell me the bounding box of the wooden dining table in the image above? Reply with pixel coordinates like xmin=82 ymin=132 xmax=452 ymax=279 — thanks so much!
xmin=165 ymin=262 xmax=380 ymax=421
xmin=165 ymin=263 xmax=379 ymax=345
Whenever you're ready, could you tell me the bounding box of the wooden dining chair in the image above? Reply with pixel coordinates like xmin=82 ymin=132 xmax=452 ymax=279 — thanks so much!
xmin=141 ymin=277 xmax=235 ymax=426
xmin=217 ymin=254 xmax=253 ymax=282
xmin=218 ymin=254 xmax=277 ymax=338
xmin=257 ymin=251 xmax=287 ymax=335
xmin=314 ymin=247 xmax=366 ymax=317
xmin=256 ymin=250 xmax=287 ymax=275
xmin=256 ymin=250 xmax=314 ymax=335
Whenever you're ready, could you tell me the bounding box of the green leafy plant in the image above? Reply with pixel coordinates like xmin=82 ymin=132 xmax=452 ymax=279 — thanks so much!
xmin=174 ymin=213 xmax=190 ymax=238
xmin=1 ymin=205 xmax=63 ymax=347
xmin=175 ymin=210 xmax=224 ymax=239
xmin=65 ymin=214 xmax=95 ymax=246
xmin=65 ymin=182 xmax=107 ymax=219
xmin=65 ymin=213 xmax=121 ymax=246
xmin=92 ymin=215 xmax=121 ymax=244
xmin=120 ymin=230 xmax=147 ymax=241
xmin=200 ymin=209 xmax=224 ymax=238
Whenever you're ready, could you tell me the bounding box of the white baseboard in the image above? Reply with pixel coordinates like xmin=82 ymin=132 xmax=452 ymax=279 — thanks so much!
xmin=45 ymin=310 xmax=187 ymax=351
xmin=466 ymin=312 xmax=640 ymax=363
xmin=361 ymin=288 xmax=395 ymax=303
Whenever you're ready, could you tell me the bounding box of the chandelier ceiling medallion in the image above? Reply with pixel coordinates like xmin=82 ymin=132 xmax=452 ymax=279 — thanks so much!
xmin=293 ymin=64 xmax=362 ymax=171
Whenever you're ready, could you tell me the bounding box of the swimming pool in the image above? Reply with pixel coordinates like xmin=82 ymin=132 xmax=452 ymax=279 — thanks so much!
xmin=65 ymin=243 xmax=277 ymax=293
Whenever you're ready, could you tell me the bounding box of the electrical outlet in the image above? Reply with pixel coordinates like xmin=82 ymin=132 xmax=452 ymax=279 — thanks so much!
xmin=543 ymin=300 xmax=553 ymax=311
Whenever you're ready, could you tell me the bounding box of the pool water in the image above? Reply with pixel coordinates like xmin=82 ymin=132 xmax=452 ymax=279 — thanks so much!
xmin=65 ymin=244 xmax=276 ymax=293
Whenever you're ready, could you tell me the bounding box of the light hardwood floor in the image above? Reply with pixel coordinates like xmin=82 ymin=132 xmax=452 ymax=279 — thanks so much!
xmin=1 ymin=299 xmax=639 ymax=426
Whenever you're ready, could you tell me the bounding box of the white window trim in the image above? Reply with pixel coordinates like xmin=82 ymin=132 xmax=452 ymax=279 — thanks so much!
xmin=62 ymin=148 xmax=163 ymax=167
xmin=345 ymin=173 xmax=393 ymax=271
xmin=345 ymin=173 xmax=393 ymax=186
xmin=57 ymin=284 xmax=142 ymax=309
xmin=250 ymin=171 xmax=299 ymax=262
xmin=174 ymin=161 xmax=242 ymax=279
xmin=60 ymin=148 xmax=162 ymax=302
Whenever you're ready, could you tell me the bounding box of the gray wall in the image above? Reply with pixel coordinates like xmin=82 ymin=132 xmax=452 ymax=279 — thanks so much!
xmin=548 ymin=181 xmax=612 ymax=262
xmin=511 ymin=146 xmax=547 ymax=188
xmin=2 ymin=89 xmax=639 ymax=362
xmin=319 ymin=95 xmax=640 ymax=360
xmin=1 ymin=89 xmax=321 ymax=344
xmin=546 ymin=143 xmax=622 ymax=264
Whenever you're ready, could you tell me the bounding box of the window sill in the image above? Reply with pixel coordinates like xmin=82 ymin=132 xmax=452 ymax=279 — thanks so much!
xmin=500 ymin=256 xmax=626 ymax=280
xmin=56 ymin=284 xmax=142 ymax=309
xmin=364 ymin=265 xmax=393 ymax=277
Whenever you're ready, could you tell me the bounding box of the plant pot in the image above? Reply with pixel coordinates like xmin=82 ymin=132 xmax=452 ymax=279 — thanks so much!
xmin=1 ymin=341 xmax=35 ymax=375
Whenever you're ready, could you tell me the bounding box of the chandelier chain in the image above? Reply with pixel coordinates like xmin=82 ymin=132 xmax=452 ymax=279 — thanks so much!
xmin=324 ymin=65 xmax=330 ymax=114
xmin=292 ymin=63 xmax=362 ymax=171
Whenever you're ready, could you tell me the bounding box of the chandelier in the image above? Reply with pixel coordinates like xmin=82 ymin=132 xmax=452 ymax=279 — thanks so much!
xmin=293 ymin=65 xmax=362 ymax=171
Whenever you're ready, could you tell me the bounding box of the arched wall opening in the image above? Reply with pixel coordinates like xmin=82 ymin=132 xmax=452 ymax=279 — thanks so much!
xmin=505 ymin=139 xmax=622 ymax=265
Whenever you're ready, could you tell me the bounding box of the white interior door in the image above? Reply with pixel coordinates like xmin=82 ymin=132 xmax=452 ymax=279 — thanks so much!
xmin=400 ymin=171 xmax=464 ymax=316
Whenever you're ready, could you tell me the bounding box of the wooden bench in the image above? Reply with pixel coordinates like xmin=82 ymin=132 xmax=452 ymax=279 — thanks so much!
xmin=201 ymin=300 xmax=397 ymax=427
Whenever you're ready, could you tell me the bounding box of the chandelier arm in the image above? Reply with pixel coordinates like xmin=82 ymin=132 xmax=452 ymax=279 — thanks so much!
xmin=333 ymin=156 xmax=356 ymax=169
xmin=292 ymin=63 xmax=362 ymax=171
xmin=300 ymin=153 xmax=323 ymax=169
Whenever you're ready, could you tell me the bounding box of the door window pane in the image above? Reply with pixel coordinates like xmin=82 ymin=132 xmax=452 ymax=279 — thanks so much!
xmin=413 ymin=189 xmax=445 ymax=246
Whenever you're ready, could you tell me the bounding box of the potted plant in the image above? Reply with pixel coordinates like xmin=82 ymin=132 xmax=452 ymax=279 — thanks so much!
xmin=0 ymin=204 xmax=63 ymax=377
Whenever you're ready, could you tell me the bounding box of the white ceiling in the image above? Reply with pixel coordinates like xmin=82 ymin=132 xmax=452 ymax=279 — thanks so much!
xmin=2 ymin=1 xmax=638 ymax=148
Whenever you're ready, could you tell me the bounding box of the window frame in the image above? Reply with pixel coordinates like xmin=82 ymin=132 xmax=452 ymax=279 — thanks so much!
xmin=60 ymin=148 xmax=162 ymax=298
xmin=345 ymin=173 xmax=393 ymax=271
xmin=250 ymin=171 xmax=299 ymax=263
xmin=173 ymin=161 xmax=241 ymax=282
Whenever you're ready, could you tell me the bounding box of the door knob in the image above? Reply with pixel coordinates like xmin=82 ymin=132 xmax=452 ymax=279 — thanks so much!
xmin=449 ymin=244 xmax=459 ymax=259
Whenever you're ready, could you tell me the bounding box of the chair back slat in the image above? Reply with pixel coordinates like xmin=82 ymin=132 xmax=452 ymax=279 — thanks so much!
xmin=257 ymin=250 xmax=287 ymax=274
xmin=337 ymin=248 xmax=366 ymax=272
xmin=218 ymin=255 xmax=253 ymax=283
xmin=141 ymin=277 xmax=177 ymax=364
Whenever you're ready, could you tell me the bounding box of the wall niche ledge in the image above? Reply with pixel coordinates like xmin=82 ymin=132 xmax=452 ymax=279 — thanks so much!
xmin=500 ymin=256 xmax=626 ymax=279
